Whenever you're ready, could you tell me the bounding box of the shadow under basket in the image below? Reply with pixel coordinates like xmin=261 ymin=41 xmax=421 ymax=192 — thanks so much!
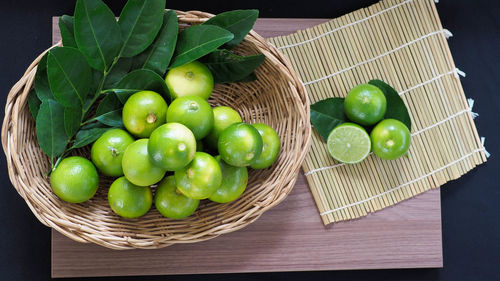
xmin=1 ymin=10 xmax=311 ymax=250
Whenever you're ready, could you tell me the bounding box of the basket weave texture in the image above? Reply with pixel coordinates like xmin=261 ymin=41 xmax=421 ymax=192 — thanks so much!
xmin=1 ymin=10 xmax=311 ymax=250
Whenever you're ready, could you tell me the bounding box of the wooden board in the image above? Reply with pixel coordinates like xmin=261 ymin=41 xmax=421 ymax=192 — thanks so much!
xmin=51 ymin=18 xmax=443 ymax=278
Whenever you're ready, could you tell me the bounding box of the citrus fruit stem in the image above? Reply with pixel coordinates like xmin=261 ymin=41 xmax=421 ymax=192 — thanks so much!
xmin=110 ymin=147 xmax=119 ymax=158
xmin=185 ymin=71 xmax=194 ymax=80
xmin=188 ymin=102 xmax=199 ymax=111
xmin=146 ymin=113 xmax=157 ymax=124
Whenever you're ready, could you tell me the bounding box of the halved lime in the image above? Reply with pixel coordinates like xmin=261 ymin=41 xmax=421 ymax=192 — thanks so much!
xmin=327 ymin=123 xmax=371 ymax=164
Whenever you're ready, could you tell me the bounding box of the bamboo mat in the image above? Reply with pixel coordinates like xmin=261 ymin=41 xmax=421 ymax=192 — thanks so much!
xmin=269 ymin=0 xmax=488 ymax=225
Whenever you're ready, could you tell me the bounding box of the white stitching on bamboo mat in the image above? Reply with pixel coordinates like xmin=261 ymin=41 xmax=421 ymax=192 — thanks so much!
xmin=399 ymin=68 xmax=465 ymax=96
xmin=319 ymin=146 xmax=486 ymax=216
xmin=277 ymin=0 xmax=414 ymax=50
xmin=301 ymin=29 xmax=453 ymax=86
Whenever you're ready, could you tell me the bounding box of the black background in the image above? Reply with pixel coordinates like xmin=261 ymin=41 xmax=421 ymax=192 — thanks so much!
xmin=0 ymin=0 xmax=498 ymax=280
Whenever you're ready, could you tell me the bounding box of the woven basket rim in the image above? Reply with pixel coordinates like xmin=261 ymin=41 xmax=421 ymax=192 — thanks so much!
xmin=1 ymin=10 xmax=311 ymax=250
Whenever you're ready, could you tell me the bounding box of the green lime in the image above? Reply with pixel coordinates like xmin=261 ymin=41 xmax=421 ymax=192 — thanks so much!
xmin=205 ymin=106 xmax=242 ymax=149
xmin=250 ymin=123 xmax=281 ymax=169
xmin=327 ymin=123 xmax=371 ymax=164
xmin=155 ymin=176 xmax=199 ymax=219
xmin=91 ymin=129 xmax=135 ymax=177
xmin=122 ymin=90 xmax=167 ymax=138
xmin=108 ymin=177 xmax=153 ymax=219
xmin=148 ymin=123 xmax=196 ymax=171
xmin=122 ymin=139 xmax=166 ymax=186
xmin=370 ymin=119 xmax=411 ymax=160
xmin=344 ymin=84 xmax=386 ymax=126
xmin=165 ymin=61 xmax=214 ymax=100
xmin=209 ymin=156 xmax=248 ymax=203
xmin=166 ymin=96 xmax=214 ymax=140
xmin=174 ymin=152 xmax=222 ymax=200
xmin=218 ymin=122 xmax=263 ymax=167
xmin=50 ymin=156 xmax=99 ymax=203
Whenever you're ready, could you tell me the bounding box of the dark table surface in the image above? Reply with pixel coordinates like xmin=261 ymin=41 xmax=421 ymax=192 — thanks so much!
xmin=1 ymin=0 xmax=498 ymax=280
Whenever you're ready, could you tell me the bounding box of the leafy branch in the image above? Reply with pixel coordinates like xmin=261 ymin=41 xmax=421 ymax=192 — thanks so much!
xmin=28 ymin=0 xmax=264 ymax=173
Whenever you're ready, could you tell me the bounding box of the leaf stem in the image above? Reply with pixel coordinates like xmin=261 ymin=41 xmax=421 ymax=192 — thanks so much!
xmin=85 ymin=56 xmax=121 ymax=112
xmin=48 ymin=149 xmax=72 ymax=176
xmin=81 ymin=117 xmax=98 ymax=126
xmin=52 ymin=56 xmax=124 ymax=176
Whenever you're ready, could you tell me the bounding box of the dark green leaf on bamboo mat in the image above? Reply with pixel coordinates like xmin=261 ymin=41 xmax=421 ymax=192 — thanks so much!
xmin=169 ymin=25 xmax=234 ymax=69
xmin=73 ymin=127 xmax=110 ymax=148
xmin=74 ymin=0 xmax=121 ymax=71
xmin=133 ymin=10 xmax=178 ymax=75
xmin=59 ymin=15 xmax=77 ymax=48
xmin=64 ymin=106 xmax=82 ymax=139
xmin=201 ymin=49 xmax=264 ymax=83
xmin=310 ymin=97 xmax=347 ymax=141
xmin=36 ymin=100 xmax=68 ymax=158
xmin=34 ymin=54 xmax=54 ymax=101
xmin=118 ymin=0 xmax=165 ymax=58
xmin=103 ymin=57 xmax=133 ymax=89
xmin=203 ymin=9 xmax=258 ymax=49
xmin=47 ymin=47 xmax=92 ymax=108
xmin=28 ymin=90 xmax=41 ymax=119
xmin=96 ymin=109 xmax=123 ymax=127
xmin=111 ymin=69 xmax=169 ymax=103
xmin=369 ymin=79 xmax=411 ymax=131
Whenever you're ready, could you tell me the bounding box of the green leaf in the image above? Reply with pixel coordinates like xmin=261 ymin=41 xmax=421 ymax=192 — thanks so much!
xmin=103 ymin=57 xmax=133 ymax=89
xmin=236 ymin=72 xmax=257 ymax=82
xmin=201 ymin=50 xmax=265 ymax=83
xmin=111 ymin=69 xmax=169 ymax=103
xmin=74 ymin=0 xmax=122 ymax=71
xmin=94 ymin=93 xmax=123 ymax=127
xmin=169 ymin=25 xmax=234 ymax=69
xmin=368 ymin=80 xmax=412 ymax=131
xmin=72 ymin=127 xmax=110 ymax=148
xmin=133 ymin=10 xmax=178 ymax=75
xmin=27 ymin=90 xmax=41 ymax=119
xmin=107 ymin=89 xmax=139 ymax=103
xmin=203 ymin=10 xmax=258 ymax=49
xmin=34 ymin=54 xmax=54 ymax=101
xmin=83 ymin=69 xmax=105 ymax=112
xmin=59 ymin=15 xmax=77 ymax=48
xmin=118 ymin=0 xmax=166 ymax=58
xmin=36 ymin=100 xmax=68 ymax=158
xmin=47 ymin=47 xmax=92 ymax=108
xmin=96 ymin=93 xmax=122 ymax=116
xmin=97 ymin=109 xmax=123 ymax=127
xmin=64 ymin=106 xmax=82 ymax=139
xmin=310 ymin=98 xmax=347 ymax=141
xmin=81 ymin=122 xmax=106 ymax=130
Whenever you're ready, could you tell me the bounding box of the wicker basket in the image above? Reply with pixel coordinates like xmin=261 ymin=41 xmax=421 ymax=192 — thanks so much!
xmin=1 ymin=10 xmax=311 ymax=249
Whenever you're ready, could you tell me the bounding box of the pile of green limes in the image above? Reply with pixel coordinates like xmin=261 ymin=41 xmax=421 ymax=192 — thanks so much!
xmin=327 ymin=84 xmax=411 ymax=164
xmin=50 ymin=61 xmax=281 ymax=219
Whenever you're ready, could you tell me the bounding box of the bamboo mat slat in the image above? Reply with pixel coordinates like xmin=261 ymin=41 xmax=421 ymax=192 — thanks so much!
xmin=268 ymin=0 xmax=488 ymax=225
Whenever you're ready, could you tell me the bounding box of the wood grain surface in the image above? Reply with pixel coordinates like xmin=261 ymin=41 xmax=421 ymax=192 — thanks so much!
xmin=51 ymin=18 xmax=443 ymax=278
